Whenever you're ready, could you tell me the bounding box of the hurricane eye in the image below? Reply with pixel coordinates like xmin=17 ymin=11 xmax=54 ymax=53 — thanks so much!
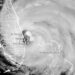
xmin=22 ymin=30 xmax=34 ymax=46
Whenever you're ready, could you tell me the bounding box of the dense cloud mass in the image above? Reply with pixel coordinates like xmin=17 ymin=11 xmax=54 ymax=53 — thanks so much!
xmin=0 ymin=0 xmax=75 ymax=75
